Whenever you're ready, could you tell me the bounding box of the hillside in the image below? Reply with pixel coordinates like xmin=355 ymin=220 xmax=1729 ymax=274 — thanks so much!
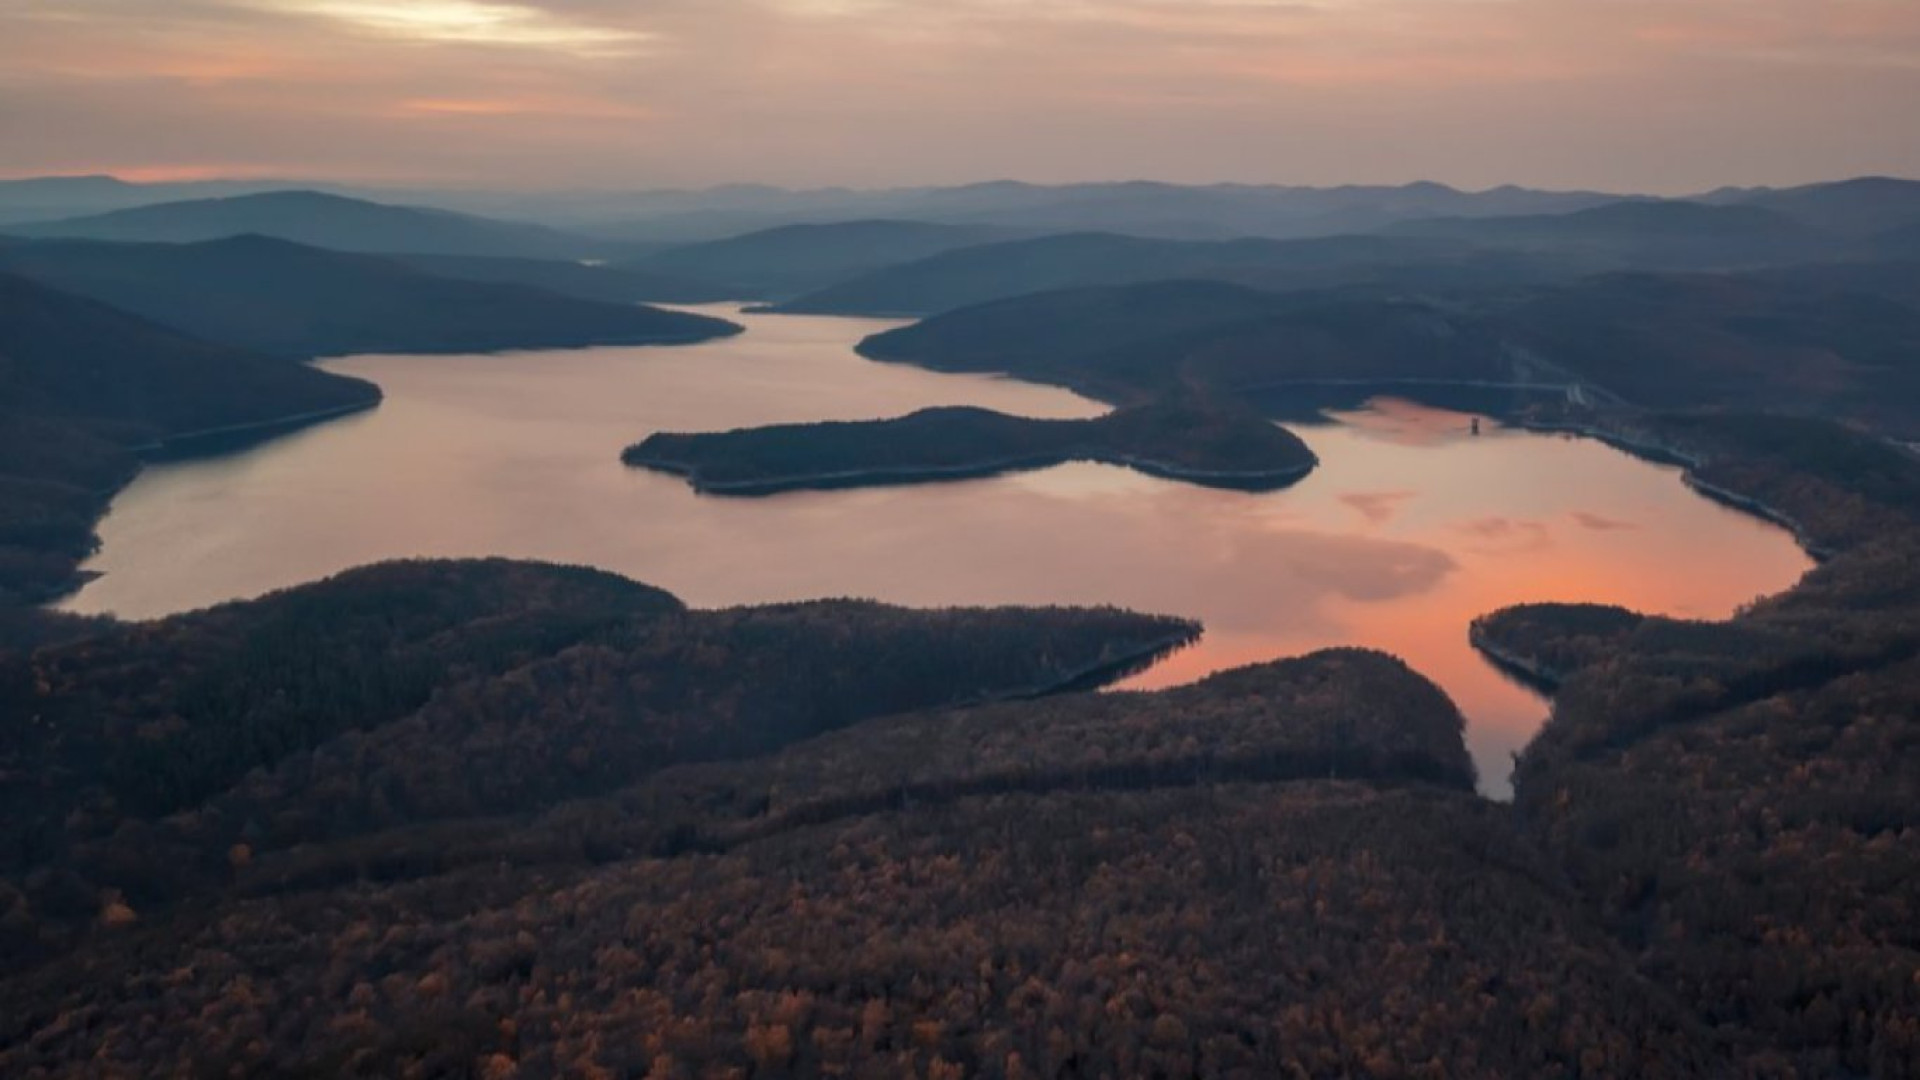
xmin=595 ymin=179 xmax=1622 ymax=242
xmin=881 ymin=179 xmax=1622 ymax=238
xmin=860 ymin=264 xmax=1920 ymax=435
xmin=0 ymin=560 xmax=1723 ymax=1076
xmin=0 ymin=175 xmax=300 ymax=226
xmin=0 ymin=236 xmax=742 ymax=358
xmin=393 ymin=253 xmax=737 ymax=305
xmin=859 ymin=282 xmax=1522 ymax=404
xmin=0 ymin=273 xmax=379 ymax=602
xmin=777 ymin=231 xmax=1586 ymax=316
xmin=1388 ymin=199 xmax=1821 ymax=266
xmin=1502 ymin=269 xmax=1920 ymax=428
xmin=625 ymin=398 xmax=1318 ymax=494
xmin=852 ymin=278 xmax=1290 ymax=373
xmin=1469 ymin=411 xmax=1920 ymax=1077
xmin=626 ymin=219 xmax=1014 ymax=299
xmin=774 ymin=201 xmax=1854 ymax=320
xmin=0 ymin=559 xmax=1197 ymax=968
xmin=1708 ymin=176 xmax=1920 ymax=235
xmin=9 ymin=191 xmax=597 ymax=258
xmin=1873 ymin=222 xmax=1920 ymax=259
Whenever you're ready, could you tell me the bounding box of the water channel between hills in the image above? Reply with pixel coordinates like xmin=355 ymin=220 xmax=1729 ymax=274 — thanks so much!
xmin=60 ymin=305 xmax=1815 ymax=796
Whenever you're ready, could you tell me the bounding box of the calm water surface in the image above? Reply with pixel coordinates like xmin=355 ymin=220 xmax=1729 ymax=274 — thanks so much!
xmin=62 ymin=306 xmax=1813 ymax=794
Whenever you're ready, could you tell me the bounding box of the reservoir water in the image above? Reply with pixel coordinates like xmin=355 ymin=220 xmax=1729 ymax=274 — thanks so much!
xmin=59 ymin=305 xmax=1813 ymax=794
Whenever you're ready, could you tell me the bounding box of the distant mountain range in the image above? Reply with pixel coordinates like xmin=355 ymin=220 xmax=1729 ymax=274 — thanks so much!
xmin=0 ymin=236 xmax=741 ymax=358
xmin=1385 ymin=200 xmax=1821 ymax=265
xmin=5 ymin=191 xmax=602 ymax=259
xmin=1699 ymin=176 xmax=1920 ymax=235
xmin=0 ymin=175 xmax=315 ymax=225
xmin=0 ymin=176 xmax=1627 ymax=240
xmin=778 ymin=231 xmax=1601 ymax=316
xmin=3 ymin=175 xmax=1915 ymax=251
xmin=779 ymin=190 xmax=1920 ymax=315
xmin=624 ymin=220 xmax=1018 ymax=300
xmin=582 ymin=180 xmax=1633 ymax=242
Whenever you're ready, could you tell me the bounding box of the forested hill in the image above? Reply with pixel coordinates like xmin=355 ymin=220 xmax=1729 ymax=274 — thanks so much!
xmin=858 ymin=280 xmax=1522 ymax=406
xmin=0 ymin=559 xmax=1198 ymax=969
xmin=626 ymin=219 xmax=1016 ymax=300
xmin=857 ymin=263 xmax=1920 ymax=436
xmin=3 ymin=400 xmax=1920 ymax=1073
xmin=1468 ymin=409 xmax=1920 ymax=1076
xmin=0 ymin=271 xmax=376 ymax=436
xmin=0 ymin=555 xmax=1688 ymax=1077
xmin=774 ymin=231 xmax=1511 ymax=316
xmin=1385 ymin=199 xmax=1818 ymax=264
xmin=392 ymin=253 xmax=738 ymax=306
xmin=0 ymin=272 xmax=380 ymax=606
xmin=0 ymin=236 xmax=742 ymax=359
xmin=626 ymin=398 xmax=1317 ymax=494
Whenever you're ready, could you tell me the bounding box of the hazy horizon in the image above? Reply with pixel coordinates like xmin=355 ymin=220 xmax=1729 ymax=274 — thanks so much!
xmin=8 ymin=171 xmax=1920 ymax=200
xmin=4 ymin=1 xmax=1917 ymax=195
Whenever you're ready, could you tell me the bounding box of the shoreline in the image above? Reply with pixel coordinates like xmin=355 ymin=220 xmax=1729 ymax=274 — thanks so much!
xmin=25 ymin=396 xmax=386 ymax=609
xmin=134 ymin=397 xmax=383 ymax=458
xmin=307 ymin=323 xmax=744 ymax=362
xmin=1466 ymin=622 xmax=1566 ymax=694
xmin=629 ymin=448 xmax=1317 ymax=496
xmin=999 ymin=626 xmax=1204 ymax=701
xmin=1514 ymin=415 xmax=1835 ymax=562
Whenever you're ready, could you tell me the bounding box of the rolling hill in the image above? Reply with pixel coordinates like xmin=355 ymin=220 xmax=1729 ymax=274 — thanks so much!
xmin=851 ymin=278 xmax=1291 ymax=374
xmin=859 ymin=280 xmax=1522 ymax=404
xmin=1387 ymin=199 xmax=1821 ymax=266
xmin=0 ymin=175 xmax=305 ymax=226
xmin=0 ymin=236 xmax=741 ymax=358
xmin=1872 ymin=222 xmax=1920 ymax=259
xmin=0 ymin=272 xmax=378 ymax=450
xmin=1705 ymin=176 xmax=1920 ymax=235
xmin=592 ymin=179 xmax=1624 ymax=242
xmin=0 ymin=273 xmax=380 ymax=603
xmin=9 ymin=191 xmax=598 ymax=258
xmin=774 ymin=231 xmax=1548 ymax=316
xmin=625 ymin=219 xmax=1016 ymax=299
xmin=392 ymin=253 xmax=737 ymax=305
xmin=858 ymin=264 xmax=1920 ymax=434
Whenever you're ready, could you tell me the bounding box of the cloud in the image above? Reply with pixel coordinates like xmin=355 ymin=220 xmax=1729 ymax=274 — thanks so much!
xmin=242 ymin=1 xmax=651 ymax=54
xmin=1 ymin=0 xmax=1917 ymax=188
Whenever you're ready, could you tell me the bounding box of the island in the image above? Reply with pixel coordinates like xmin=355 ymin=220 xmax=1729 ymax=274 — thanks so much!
xmin=622 ymin=398 xmax=1319 ymax=495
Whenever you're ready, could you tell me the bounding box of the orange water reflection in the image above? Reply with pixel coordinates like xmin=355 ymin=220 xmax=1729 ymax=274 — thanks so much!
xmin=62 ymin=307 xmax=1813 ymax=796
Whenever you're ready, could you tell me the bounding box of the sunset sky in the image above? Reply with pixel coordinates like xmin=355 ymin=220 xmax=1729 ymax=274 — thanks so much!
xmin=2 ymin=0 xmax=1916 ymax=192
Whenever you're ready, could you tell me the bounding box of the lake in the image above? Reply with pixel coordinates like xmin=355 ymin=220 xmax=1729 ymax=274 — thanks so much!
xmin=60 ymin=305 xmax=1813 ymax=795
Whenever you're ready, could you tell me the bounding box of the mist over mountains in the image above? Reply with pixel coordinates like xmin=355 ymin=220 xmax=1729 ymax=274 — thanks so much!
xmin=16 ymin=173 xmax=1914 ymax=245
